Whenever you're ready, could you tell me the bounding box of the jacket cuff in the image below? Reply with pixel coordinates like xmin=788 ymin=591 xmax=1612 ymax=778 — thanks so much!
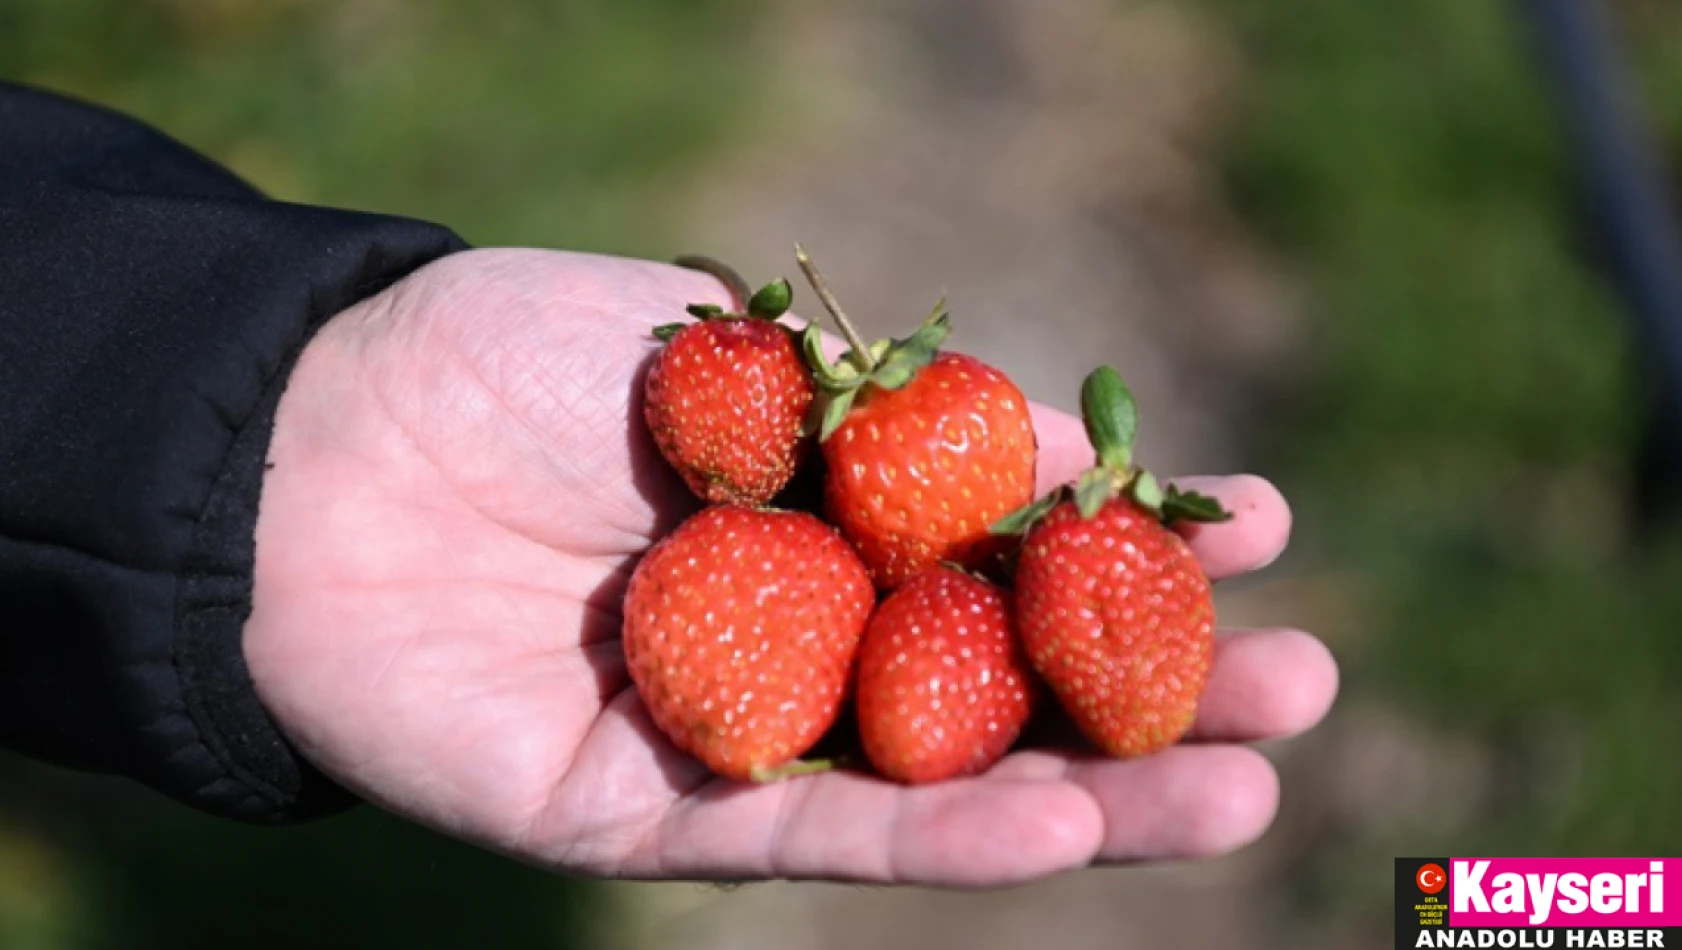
xmin=168 ymin=230 xmax=466 ymax=823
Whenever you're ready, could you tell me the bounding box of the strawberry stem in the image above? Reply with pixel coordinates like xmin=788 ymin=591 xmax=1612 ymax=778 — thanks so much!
xmin=794 ymin=244 xmax=877 ymax=373
xmin=674 ymin=254 xmax=752 ymax=311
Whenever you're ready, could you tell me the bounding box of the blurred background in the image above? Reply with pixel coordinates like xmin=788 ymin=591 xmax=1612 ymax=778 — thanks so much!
xmin=5 ymin=0 xmax=1682 ymax=946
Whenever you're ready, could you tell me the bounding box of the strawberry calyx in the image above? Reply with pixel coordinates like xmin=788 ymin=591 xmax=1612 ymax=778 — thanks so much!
xmin=991 ymin=365 xmax=1233 ymax=536
xmin=793 ymin=244 xmax=953 ymax=439
xmin=655 ymin=255 xmax=794 ymax=342
xmin=748 ymin=757 xmax=843 ymax=783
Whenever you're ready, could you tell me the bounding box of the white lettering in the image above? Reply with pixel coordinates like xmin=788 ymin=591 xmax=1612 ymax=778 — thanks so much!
xmin=1593 ymin=874 xmax=1624 ymax=914
xmin=1494 ymin=874 xmax=1528 ymax=914
xmin=1560 ymin=874 xmax=1590 ymax=914
xmin=1527 ymin=874 xmax=1561 ymax=924
xmin=1568 ymin=931 xmax=1584 ymax=947
xmin=1457 ymin=861 xmax=1493 ymax=913
xmin=1654 ymin=864 xmax=1664 ymax=913
xmin=1628 ymin=874 xmax=1648 ymax=913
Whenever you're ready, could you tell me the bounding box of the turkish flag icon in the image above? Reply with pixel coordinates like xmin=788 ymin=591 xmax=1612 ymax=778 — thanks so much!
xmin=1416 ymin=863 xmax=1447 ymax=895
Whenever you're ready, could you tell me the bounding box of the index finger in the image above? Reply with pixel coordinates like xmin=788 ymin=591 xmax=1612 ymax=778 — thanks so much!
xmin=1029 ymin=401 xmax=1094 ymax=495
xmin=1029 ymin=401 xmax=1292 ymax=582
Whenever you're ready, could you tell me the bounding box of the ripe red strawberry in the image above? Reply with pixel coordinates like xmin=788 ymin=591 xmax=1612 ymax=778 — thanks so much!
xmin=622 ymin=505 xmax=874 ymax=780
xmin=856 ymin=567 xmax=1035 ymax=784
xmin=644 ymin=260 xmax=813 ymax=506
xmin=1015 ymin=498 xmax=1214 ymax=756
xmin=794 ymin=247 xmax=1036 ymax=589
xmin=1000 ymin=366 xmax=1231 ymax=758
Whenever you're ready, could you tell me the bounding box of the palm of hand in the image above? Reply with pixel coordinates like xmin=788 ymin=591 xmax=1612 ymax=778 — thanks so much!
xmin=246 ymin=249 xmax=1336 ymax=887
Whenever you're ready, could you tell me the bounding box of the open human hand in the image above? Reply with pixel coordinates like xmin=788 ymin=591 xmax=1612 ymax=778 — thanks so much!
xmin=245 ymin=248 xmax=1338 ymax=887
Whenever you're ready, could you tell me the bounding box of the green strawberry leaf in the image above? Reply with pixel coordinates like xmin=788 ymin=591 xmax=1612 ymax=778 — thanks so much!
xmin=989 ymin=489 xmax=1064 ymax=536
xmin=908 ymin=306 xmax=952 ymax=348
xmin=798 ymin=394 xmax=825 ymax=437
xmin=818 ymin=389 xmax=859 ymax=441
xmin=652 ymin=323 xmax=686 ymax=342
xmin=818 ymin=373 xmax=869 ymax=395
xmin=803 ymin=323 xmax=869 ymax=394
xmin=685 ymin=302 xmax=725 ymax=319
xmin=747 ymin=278 xmax=793 ymax=319
xmin=870 ymin=312 xmax=951 ymax=390
xmin=1161 ymin=484 xmax=1233 ymax=525
xmin=802 ymin=322 xmax=844 ymax=381
xmin=801 ymin=320 xmax=830 ymax=368
xmin=871 ymin=344 xmax=937 ymax=390
xmin=1080 ymin=365 xmax=1138 ymax=472
xmin=822 ymin=374 xmax=869 ymax=395
xmin=1131 ymin=469 xmax=1164 ymax=512
xmin=1074 ymin=467 xmax=1120 ymax=519
xmin=924 ymin=294 xmax=949 ymax=325
xmin=749 ymin=758 xmax=841 ymax=782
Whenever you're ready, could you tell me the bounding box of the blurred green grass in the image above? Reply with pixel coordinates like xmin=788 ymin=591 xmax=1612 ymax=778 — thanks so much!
xmin=1 ymin=0 xmax=766 ymax=251
xmin=1205 ymin=0 xmax=1682 ymax=923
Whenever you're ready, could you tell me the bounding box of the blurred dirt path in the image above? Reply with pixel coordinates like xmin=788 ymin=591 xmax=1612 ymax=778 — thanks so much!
xmin=602 ymin=1 xmax=1343 ymax=947
xmin=681 ymin=0 xmax=1296 ymax=476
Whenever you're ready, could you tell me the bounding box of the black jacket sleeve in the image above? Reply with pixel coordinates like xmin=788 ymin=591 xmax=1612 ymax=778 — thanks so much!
xmin=0 ymin=82 xmax=469 ymax=822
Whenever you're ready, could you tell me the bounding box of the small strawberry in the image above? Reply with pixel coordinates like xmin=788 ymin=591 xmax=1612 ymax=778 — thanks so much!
xmin=996 ymin=366 xmax=1231 ymax=758
xmin=855 ymin=566 xmax=1035 ymax=784
xmin=622 ymin=505 xmax=875 ymax=780
xmin=643 ymin=257 xmax=813 ymax=507
xmin=793 ymin=246 xmax=1036 ymax=589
